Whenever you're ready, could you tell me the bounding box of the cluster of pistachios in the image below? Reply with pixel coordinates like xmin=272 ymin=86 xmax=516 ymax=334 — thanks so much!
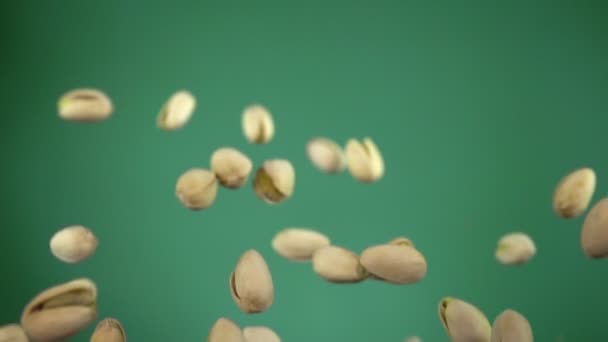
xmin=207 ymin=317 xmax=281 ymax=342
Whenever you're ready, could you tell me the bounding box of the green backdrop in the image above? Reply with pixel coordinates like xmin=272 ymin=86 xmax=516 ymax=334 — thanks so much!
xmin=1 ymin=0 xmax=607 ymax=341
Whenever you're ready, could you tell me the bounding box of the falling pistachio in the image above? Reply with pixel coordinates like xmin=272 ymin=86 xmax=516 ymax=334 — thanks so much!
xmin=553 ymin=167 xmax=596 ymax=219
xmin=207 ymin=318 xmax=243 ymax=342
xmin=0 ymin=324 xmax=28 ymax=342
xmin=345 ymin=137 xmax=384 ymax=183
xmin=404 ymin=337 xmax=422 ymax=342
xmin=253 ymin=159 xmax=295 ymax=204
xmin=175 ymin=168 xmax=218 ymax=210
xmin=230 ymin=250 xmax=274 ymax=314
xmin=157 ymin=90 xmax=196 ymax=131
xmin=495 ymin=233 xmax=536 ymax=265
xmin=58 ymin=88 xmax=113 ymax=122
xmin=243 ymin=326 xmax=281 ymax=342
xmin=360 ymin=243 xmax=427 ymax=284
xmin=312 ymin=246 xmax=368 ymax=283
xmin=242 ymin=104 xmax=275 ymax=144
xmin=90 ymin=318 xmax=127 ymax=342
xmin=210 ymin=147 xmax=253 ymax=189
xmin=438 ymin=297 xmax=491 ymax=342
xmin=271 ymin=228 xmax=331 ymax=261
xmin=491 ymin=309 xmax=533 ymax=342
xmin=50 ymin=225 xmax=98 ymax=264
xmin=306 ymin=137 xmax=346 ymax=174
xmin=581 ymin=197 xmax=608 ymax=258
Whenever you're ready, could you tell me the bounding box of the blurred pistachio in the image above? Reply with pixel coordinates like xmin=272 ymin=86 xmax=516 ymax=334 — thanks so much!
xmin=271 ymin=228 xmax=331 ymax=262
xmin=90 ymin=318 xmax=126 ymax=342
xmin=345 ymin=137 xmax=384 ymax=183
xmin=175 ymin=168 xmax=218 ymax=210
xmin=58 ymin=88 xmax=113 ymax=122
xmin=21 ymin=278 xmax=97 ymax=342
xmin=312 ymin=246 xmax=368 ymax=283
xmin=253 ymin=159 xmax=295 ymax=204
xmin=438 ymin=297 xmax=491 ymax=342
xmin=491 ymin=309 xmax=533 ymax=342
xmin=157 ymin=90 xmax=196 ymax=131
xmin=389 ymin=237 xmax=415 ymax=248
xmin=207 ymin=318 xmax=243 ymax=342
xmin=210 ymin=147 xmax=253 ymax=189
xmin=306 ymin=137 xmax=345 ymax=174
xmin=581 ymin=197 xmax=608 ymax=258
xmin=230 ymin=250 xmax=274 ymax=314
xmin=495 ymin=233 xmax=536 ymax=265
xmin=553 ymin=167 xmax=596 ymax=219
xmin=404 ymin=337 xmax=422 ymax=342
xmin=242 ymin=104 xmax=274 ymax=144
xmin=50 ymin=225 xmax=98 ymax=264
xmin=360 ymin=243 xmax=427 ymax=284
xmin=243 ymin=326 xmax=281 ymax=342
xmin=0 ymin=324 xmax=28 ymax=342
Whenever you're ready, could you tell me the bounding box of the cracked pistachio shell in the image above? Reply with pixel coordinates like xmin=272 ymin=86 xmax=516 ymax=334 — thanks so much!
xmin=210 ymin=147 xmax=253 ymax=189
xmin=0 ymin=324 xmax=28 ymax=342
xmin=404 ymin=337 xmax=422 ymax=342
xmin=253 ymin=159 xmax=295 ymax=204
xmin=230 ymin=250 xmax=274 ymax=314
xmin=306 ymin=137 xmax=345 ymax=174
xmin=207 ymin=318 xmax=243 ymax=342
xmin=553 ymin=168 xmax=596 ymax=219
xmin=345 ymin=137 xmax=384 ymax=183
xmin=175 ymin=168 xmax=218 ymax=210
xmin=242 ymin=104 xmax=274 ymax=144
xmin=90 ymin=318 xmax=126 ymax=342
xmin=50 ymin=225 xmax=98 ymax=264
xmin=581 ymin=198 xmax=608 ymax=258
xmin=58 ymin=88 xmax=113 ymax=122
xmin=312 ymin=246 xmax=368 ymax=283
xmin=21 ymin=278 xmax=97 ymax=342
xmin=271 ymin=228 xmax=331 ymax=261
xmin=438 ymin=297 xmax=491 ymax=342
xmin=360 ymin=244 xmax=427 ymax=284
xmin=243 ymin=326 xmax=281 ymax=342
xmin=491 ymin=309 xmax=533 ymax=342
xmin=157 ymin=90 xmax=196 ymax=131
xmin=495 ymin=233 xmax=536 ymax=265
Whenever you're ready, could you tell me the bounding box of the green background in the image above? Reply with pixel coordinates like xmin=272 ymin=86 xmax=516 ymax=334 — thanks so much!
xmin=1 ymin=0 xmax=607 ymax=341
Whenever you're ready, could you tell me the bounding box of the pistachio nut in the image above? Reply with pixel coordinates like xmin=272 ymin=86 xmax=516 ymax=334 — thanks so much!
xmin=306 ymin=137 xmax=345 ymax=174
xmin=90 ymin=318 xmax=126 ymax=342
xmin=360 ymin=243 xmax=427 ymax=284
xmin=389 ymin=237 xmax=415 ymax=248
xmin=345 ymin=137 xmax=384 ymax=183
xmin=553 ymin=167 xmax=596 ymax=219
xmin=438 ymin=297 xmax=491 ymax=342
xmin=58 ymin=88 xmax=113 ymax=122
xmin=242 ymin=104 xmax=274 ymax=144
xmin=0 ymin=324 xmax=28 ymax=342
xmin=581 ymin=197 xmax=608 ymax=258
xmin=210 ymin=147 xmax=253 ymax=189
xmin=243 ymin=326 xmax=281 ymax=342
xmin=495 ymin=233 xmax=536 ymax=265
xmin=175 ymin=168 xmax=218 ymax=210
xmin=207 ymin=318 xmax=243 ymax=342
xmin=271 ymin=228 xmax=331 ymax=261
xmin=21 ymin=278 xmax=97 ymax=342
xmin=157 ymin=90 xmax=196 ymax=131
xmin=405 ymin=337 xmax=422 ymax=342
xmin=50 ymin=225 xmax=98 ymax=264
xmin=253 ymin=159 xmax=295 ymax=204
xmin=312 ymin=246 xmax=368 ymax=283
xmin=491 ymin=309 xmax=533 ymax=342
xmin=230 ymin=249 xmax=274 ymax=314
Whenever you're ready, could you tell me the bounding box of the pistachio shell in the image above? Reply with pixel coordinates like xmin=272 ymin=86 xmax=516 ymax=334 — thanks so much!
xmin=207 ymin=318 xmax=243 ymax=342
xmin=242 ymin=104 xmax=274 ymax=144
xmin=312 ymin=246 xmax=368 ymax=283
xmin=21 ymin=278 xmax=97 ymax=342
xmin=271 ymin=228 xmax=331 ymax=261
xmin=405 ymin=337 xmax=422 ymax=342
xmin=243 ymin=326 xmax=281 ymax=342
xmin=360 ymin=244 xmax=427 ymax=284
xmin=345 ymin=138 xmax=384 ymax=183
xmin=157 ymin=90 xmax=196 ymax=131
xmin=90 ymin=318 xmax=126 ymax=342
xmin=581 ymin=198 xmax=608 ymax=258
xmin=389 ymin=237 xmax=415 ymax=248
xmin=438 ymin=297 xmax=491 ymax=342
xmin=50 ymin=225 xmax=98 ymax=264
xmin=306 ymin=137 xmax=345 ymax=174
xmin=491 ymin=309 xmax=533 ymax=342
xmin=253 ymin=159 xmax=295 ymax=204
xmin=495 ymin=233 xmax=536 ymax=265
xmin=175 ymin=168 xmax=218 ymax=210
xmin=210 ymin=147 xmax=253 ymax=189
xmin=230 ymin=250 xmax=274 ymax=314
xmin=0 ymin=324 xmax=28 ymax=342
xmin=553 ymin=168 xmax=596 ymax=219
xmin=58 ymin=88 xmax=113 ymax=122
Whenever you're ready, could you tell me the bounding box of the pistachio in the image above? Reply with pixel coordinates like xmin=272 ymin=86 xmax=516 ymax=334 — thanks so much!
xmin=175 ymin=168 xmax=218 ymax=210
xmin=0 ymin=324 xmax=28 ymax=342
xmin=271 ymin=228 xmax=331 ymax=261
xmin=306 ymin=137 xmax=345 ymax=174
xmin=50 ymin=225 xmax=98 ymax=264
xmin=360 ymin=243 xmax=427 ymax=284
xmin=21 ymin=278 xmax=97 ymax=342
xmin=243 ymin=326 xmax=281 ymax=342
xmin=553 ymin=167 xmax=596 ymax=219
xmin=312 ymin=246 xmax=368 ymax=283
xmin=389 ymin=237 xmax=415 ymax=247
xmin=581 ymin=198 xmax=608 ymax=258
xmin=157 ymin=90 xmax=196 ymax=131
xmin=495 ymin=233 xmax=536 ymax=265
xmin=345 ymin=137 xmax=384 ymax=183
xmin=58 ymin=88 xmax=113 ymax=122
xmin=90 ymin=318 xmax=126 ymax=342
xmin=405 ymin=337 xmax=422 ymax=342
xmin=207 ymin=318 xmax=243 ymax=342
xmin=438 ymin=297 xmax=491 ymax=342
xmin=253 ymin=159 xmax=295 ymax=204
xmin=210 ymin=147 xmax=253 ymax=189
xmin=242 ymin=104 xmax=274 ymax=144
xmin=230 ymin=250 xmax=274 ymax=314
xmin=491 ymin=309 xmax=533 ymax=342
